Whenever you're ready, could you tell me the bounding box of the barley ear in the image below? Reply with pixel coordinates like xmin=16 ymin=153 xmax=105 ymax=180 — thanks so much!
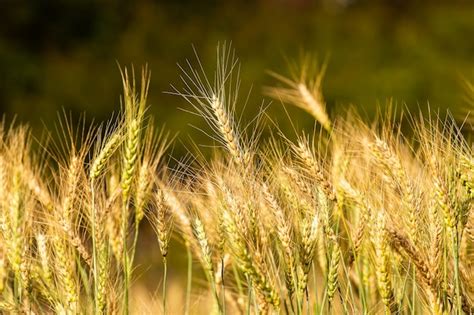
xmin=90 ymin=132 xmax=122 ymax=180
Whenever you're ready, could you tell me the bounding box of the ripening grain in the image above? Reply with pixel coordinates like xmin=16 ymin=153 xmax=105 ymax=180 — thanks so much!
xmin=0 ymin=46 xmax=473 ymax=315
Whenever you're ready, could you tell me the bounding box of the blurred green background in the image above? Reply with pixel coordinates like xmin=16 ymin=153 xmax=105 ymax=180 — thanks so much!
xmin=1 ymin=0 xmax=473 ymax=153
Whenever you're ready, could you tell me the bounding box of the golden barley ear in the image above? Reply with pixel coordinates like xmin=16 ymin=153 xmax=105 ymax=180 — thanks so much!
xmin=151 ymin=189 xmax=172 ymax=258
xmin=265 ymin=55 xmax=332 ymax=131
xmin=171 ymin=43 xmax=250 ymax=166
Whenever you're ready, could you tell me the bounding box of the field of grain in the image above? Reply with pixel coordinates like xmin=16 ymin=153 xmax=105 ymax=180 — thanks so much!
xmin=0 ymin=45 xmax=473 ymax=314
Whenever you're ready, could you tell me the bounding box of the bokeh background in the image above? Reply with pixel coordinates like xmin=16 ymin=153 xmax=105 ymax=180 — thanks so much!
xmin=1 ymin=0 xmax=473 ymax=156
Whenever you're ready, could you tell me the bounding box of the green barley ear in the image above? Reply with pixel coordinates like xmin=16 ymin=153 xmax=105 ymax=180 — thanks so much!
xmin=372 ymin=211 xmax=397 ymax=314
xmin=298 ymin=214 xmax=320 ymax=296
xmin=120 ymin=66 xmax=151 ymax=202
xmin=96 ymin=233 xmax=109 ymax=314
xmin=118 ymin=65 xmax=150 ymax=313
xmin=327 ymin=237 xmax=341 ymax=305
xmin=193 ymin=217 xmax=214 ymax=280
xmin=121 ymin=117 xmax=141 ymax=201
xmin=222 ymin=208 xmax=280 ymax=309
xmin=90 ymin=132 xmax=122 ymax=181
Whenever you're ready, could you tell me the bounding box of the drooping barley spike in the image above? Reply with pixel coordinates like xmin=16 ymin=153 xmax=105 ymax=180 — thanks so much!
xmin=297 ymin=82 xmax=331 ymax=131
xmin=386 ymin=228 xmax=445 ymax=313
xmin=266 ymin=58 xmax=332 ymax=131
xmin=386 ymin=229 xmax=437 ymax=288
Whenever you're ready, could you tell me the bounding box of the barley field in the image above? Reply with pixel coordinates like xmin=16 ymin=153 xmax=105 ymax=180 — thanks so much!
xmin=0 ymin=43 xmax=474 ymax=315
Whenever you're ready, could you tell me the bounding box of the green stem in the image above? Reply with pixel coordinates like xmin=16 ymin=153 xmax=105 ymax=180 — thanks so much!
xmin=90 ymin=182 xmax=99 ymax=314
xmin=312 ymin=262 xmax=318 ymax=315
xmin=411 ymin=268 xmax=416 ymax=315
xmin=452 ymin=228 xmax=462 ymax=314
xmin=209 ymin=275 xmax=222 ymax=314
xmin=336 ymin=286 xmax=349 ymax=315
xmin=184 ymin=244 xmax=192 ymax=315
xmin=220 ymin=258 xmax=226 ymax=315
xmin=129 ymin=223 xmax=140 ymax=268
xmin=232 ymin=263 xmax=243 ymax=297
xmin=163 ymin=257 xmax=167 ymax=314
xmin=247 ymin=277 xmax=254 ymax=315
xmin=122 ymin=200 xmax=129 ymax=315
